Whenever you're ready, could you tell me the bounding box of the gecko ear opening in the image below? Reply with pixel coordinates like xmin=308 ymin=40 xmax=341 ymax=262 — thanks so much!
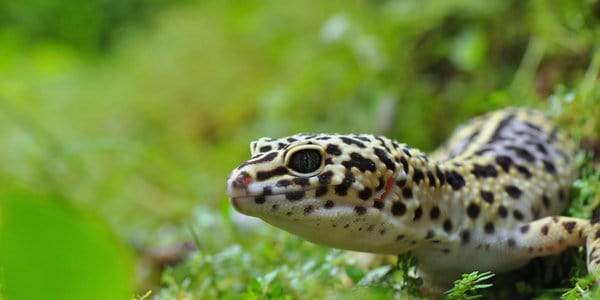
xmin=395 ymin=169 xmax=407 ymax=181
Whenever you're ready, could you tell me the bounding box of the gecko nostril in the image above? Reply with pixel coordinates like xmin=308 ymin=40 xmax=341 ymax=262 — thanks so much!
xmin=232 ymin=172 xmax=252 ymax=188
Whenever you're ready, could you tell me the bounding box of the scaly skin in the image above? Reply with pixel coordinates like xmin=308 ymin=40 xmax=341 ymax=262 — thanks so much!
xmin=226 ymin=107 xmax=600 ymax=286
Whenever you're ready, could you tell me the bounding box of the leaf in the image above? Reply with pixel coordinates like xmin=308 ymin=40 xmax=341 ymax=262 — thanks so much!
xmin=0 ymin=190 xmax=133 ymax=300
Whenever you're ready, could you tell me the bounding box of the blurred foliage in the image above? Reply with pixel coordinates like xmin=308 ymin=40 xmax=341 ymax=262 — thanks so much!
xmin=0 ymin=0 xmax=599 ymax=299
xmin=0 ymin=0 xmax=184 ymax=52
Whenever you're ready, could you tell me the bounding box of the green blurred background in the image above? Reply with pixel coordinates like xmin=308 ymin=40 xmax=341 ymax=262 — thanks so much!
xmin=0 ymin=0 xmax=599 ymax=299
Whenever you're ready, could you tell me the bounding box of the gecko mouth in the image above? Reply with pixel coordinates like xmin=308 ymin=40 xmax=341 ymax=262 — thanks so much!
xmin=229 ymin=188 xmax=317 ymax=203
xmin=229 ymin=188 xmax=319 ymax=214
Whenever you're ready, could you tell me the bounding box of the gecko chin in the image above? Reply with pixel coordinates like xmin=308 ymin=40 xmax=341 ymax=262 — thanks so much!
xmin=240 ymin=200 xmax=404 ymax=254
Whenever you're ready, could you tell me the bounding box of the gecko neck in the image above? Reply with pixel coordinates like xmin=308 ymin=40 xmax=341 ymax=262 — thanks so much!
xmin=390 ymin=145 xmax=455 ymax=198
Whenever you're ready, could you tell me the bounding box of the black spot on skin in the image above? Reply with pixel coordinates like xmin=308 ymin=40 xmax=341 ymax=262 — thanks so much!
xmin=293 ymin=177 xmax=309 ymax=186
xmin=263 ymin=187 xmax=273 ymax=195
xmin=391 ymin=201 xmax=406 ymax=216
xmin=324 ymin=158 xmax=333 ymax=165
xmin=513 ymin=210 xmax=524 ymax=220
xmin=460 ymin=230 xmax=470 ymax=244
xmin=436 ymin=166 xmax=445 ymax=185
xmin=520 ymin=224 xmax=530 ymax=233
xmin=498 ymin=205 xmax=508 ymax=218
xmin=277 ymin=179 xmax=291 ymax=187
xmin=334 ymin=172 xmax=355 ymax=196
xmin=318 ymin=171 xmax=334 ymax=184
xmin=484 ymin=222 xmax=495 ymax=234
xmin=471 ymin=164 xmax=498 ymax=178
xmin=445 ymin=171 xmax=465 ymax=190
xmin=515 ymin=165 xmax=532 ymax=178
xmin=399 ymin=157 xmax=409 ymax=173
xmin=426 ymin=171 xmax=436 ymax=186
xmin=541 ymin=225 xmax=549 ymax=235
xmin=286 ymin=191 xmax=305 ymax=201
xmin=430 ymin=206 xmax=440 ymax=220
xmin=590 ymin=248 xmax=598 ymax=262
xmin=375 ymin=136 xmax=391 ymax=152
xmin=466 ymin=203 xmax=480 ymax=219
xmin=286 ymin=211 xmax=293 ymax=216
xmin=402 ymin=188 xmax=413 ymax=199
xmin=315 ymin=186 xmax=328 ymax=197
xmin=507 ymin=238 xmax=516 ymax=247
xmin=340 ymin=137 xmax=366 ymax=148
xmin=374 ymin=201 xmax=384 ymax=209
xmin=489 ymin=114 xmax=515 ymax=142
xmin=559 ymin=189 xmax=565 ymax=201
xmin=396 ymin=179 xmax=407 ymax=188
xmin=524 ymin=121 xmax=542 ymax=132
xmin=358 ymin=188 xmax=372 ymax=200
xmin=271 ymin=204 xmax=279 ymax=211
xmin=467 ymin=130 xmax=480 ymax=143
xmin=354 ymin=135 xmax=371 ymax=142
xmin=374 ymin=148 xmax=396 ymax=171
xmin=325 ymin=144 xmax=342 ymax=156
xmin=304 ymin=205 xmax=314 ymax=215
xmin=278 ymin=143 xmax=286 ymax=150
xmin=342 ymin=153 xmax=377 ymax=172
xmin=562 ymin=221 xmax=576 ymax=234
xmin=475 ymin=148 xmax=492 ymax=156
xmin=413 ymin=206 xmax=422 ymax=221
xmin=403 ymin=148 xmax=412 ymax=157
xmin=287 ymin=137 xmax=298 ymax=143
xmin=443 ymin=219 xmax=452 ymax=233
xmin=535 ymin=143 xmax=548 ymax=154
xmin=324 ymin=200 xmax=334 ymax=209
xmin=543 ymin=160 xmax=556 ymax=174
xmin=480 ymin=190 xmax=494 ymax=204
xmin=495 ymin=155 xmax=513 ymax=172
xmin=505 ymin=185 xmax=522 ymax=199
xmin=542 ymin=195 xmax=551 ymax=208
xmin=376 ymin=177 xmax=385 ymax=191
xmin=506 ymin=146 xmax=535 ymax=162
xmin=396 ymin=234 xmax=405 ymax=241
xmin=316 ymin=136 xmax=331 ymax=141
xmin=425 ymin=230 xmax=435 ymax=239
xmin=256 ymin=166 xmax=288 ymax=181
xmin=354 ymin=206 xmax=367 ymax=216
xmin=413 ymin=168 xmax=425 ymax=185
xmin=239 ymin=151 xmax=279 ymax=168
xmin=259 ymin=145 xmax=272 ymax=152
xmin=255 ymin=196 xmax=265 ymax=204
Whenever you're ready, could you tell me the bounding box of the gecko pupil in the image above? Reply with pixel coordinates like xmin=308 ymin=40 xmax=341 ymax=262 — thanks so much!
xmin=289 ymin=149 xmax=322 ymax=173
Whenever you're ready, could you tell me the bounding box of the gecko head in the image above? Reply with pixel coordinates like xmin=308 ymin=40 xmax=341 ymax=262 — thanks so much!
xmin=226 ymin=133 xmax=407 ymax=252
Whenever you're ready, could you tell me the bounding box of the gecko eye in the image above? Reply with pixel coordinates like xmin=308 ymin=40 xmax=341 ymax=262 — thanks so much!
xmin=287 ymin=147 xmax=324 ymax=175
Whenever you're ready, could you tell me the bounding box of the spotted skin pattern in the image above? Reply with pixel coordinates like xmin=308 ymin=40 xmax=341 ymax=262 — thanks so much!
xmin=226 ymin=107 xmax=600 ymax=286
